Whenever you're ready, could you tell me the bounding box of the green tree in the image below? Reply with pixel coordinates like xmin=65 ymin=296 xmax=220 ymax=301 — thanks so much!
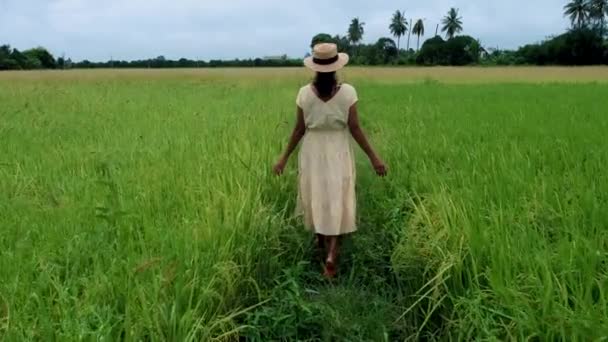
xmin=375 ymin=37 xmax=399 ymax=64
xmin=564 ymin=0 xmax=591 ymax=28
xmin=0 ymin=45 xmax=10 ymax=57
xmin=348 ymin=17 xmax=365 ymax=46
xmin=310 ymin=33 xmax=334 ymax=49
xmin=515 ymin=28 xmax=605 ymax=65
xmin=416 ymin=36 xmax=447 ymax=65
xmin=389 ymin=10 xmax=408 ymax=53
xmin=413 ymin=19 xmax=425 ymax=51
xmin=560 ymin=27 xmax=605 ymax=64
xmin=332 ymin=35 xmax=352 ymax=53
xmin=0 ymin=45 xmax=11 ymax=62
xmin=23 ymin=47 xmax=56 ymax=69
xmin=0 ymin=45 xmax=17 ymax=70
xmin=588 ymin=0 xmax=607 ymax=35
xmin=10 ymin=48 xmax=29 ymax=69
xmin=445 ymin=36 xmax=481 ymax=65
xmin=441 ymin=8 xmax=463 ymax=39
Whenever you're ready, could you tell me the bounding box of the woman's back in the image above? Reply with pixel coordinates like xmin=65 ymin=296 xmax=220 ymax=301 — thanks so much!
xmin=296 ymin=83 xmax=358 ymax=131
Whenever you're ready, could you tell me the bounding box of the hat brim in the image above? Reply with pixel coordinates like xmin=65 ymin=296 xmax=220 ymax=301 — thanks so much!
xmin=303 ymin=53 xmax=349 ymax=73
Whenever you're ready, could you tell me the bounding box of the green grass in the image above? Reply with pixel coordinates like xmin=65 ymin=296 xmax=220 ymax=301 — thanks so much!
xmin=1 ymin=69 xmax=607 ymax=341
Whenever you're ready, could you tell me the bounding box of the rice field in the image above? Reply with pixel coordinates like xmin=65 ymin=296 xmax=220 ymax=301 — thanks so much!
xmin=1 ymin=67 xmax=607 ymax=340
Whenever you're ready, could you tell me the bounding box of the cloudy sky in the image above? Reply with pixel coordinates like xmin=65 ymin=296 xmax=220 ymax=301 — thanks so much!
xmin=0 ymin=0 xmax=570 ymax=61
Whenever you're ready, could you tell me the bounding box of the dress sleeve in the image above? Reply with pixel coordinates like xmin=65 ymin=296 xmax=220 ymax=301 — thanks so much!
xmin=348 ymin=85 xmax=358 ymax=107
xmin=296 ymin=86 xmax=304 ymax=108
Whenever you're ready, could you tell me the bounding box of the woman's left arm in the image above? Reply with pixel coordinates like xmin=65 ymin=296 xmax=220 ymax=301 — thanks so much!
xmin=274 ymin=107 xmax=306 ymax=175
xmin=348 ymin=103 xmax=387 ymax=177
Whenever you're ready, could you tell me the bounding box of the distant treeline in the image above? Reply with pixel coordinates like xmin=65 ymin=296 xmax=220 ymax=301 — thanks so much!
xmin=2 ymin=31 xmax=605 ymax=71
xmin=73 ymin=56 xmax=303 ymax=69
xmin=1 ymin=0 xmax=607 ymax=70
xmin=418 ymin=29 xmax=608 ymax=66
xmin=0 ymin=46 xmax=303 ymax=70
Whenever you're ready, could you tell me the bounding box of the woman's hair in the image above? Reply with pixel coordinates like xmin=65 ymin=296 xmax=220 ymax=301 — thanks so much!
xmin=313 ymin=72 xmax=337 ymax=98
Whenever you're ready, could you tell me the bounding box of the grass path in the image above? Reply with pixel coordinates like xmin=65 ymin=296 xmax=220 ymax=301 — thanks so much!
xmin=239 ymin=171 xmax=429 ymax=340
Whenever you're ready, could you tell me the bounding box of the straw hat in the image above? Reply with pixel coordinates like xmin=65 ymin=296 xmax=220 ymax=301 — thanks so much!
xmin=304 ymin=43 xmax=349 ymax=73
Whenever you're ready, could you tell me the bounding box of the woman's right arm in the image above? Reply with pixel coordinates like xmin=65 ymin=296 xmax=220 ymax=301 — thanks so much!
xmin=274 ymin=107 xmax=306 ymax=175
xmin=348 ymin=103 xmax=387 ymax=176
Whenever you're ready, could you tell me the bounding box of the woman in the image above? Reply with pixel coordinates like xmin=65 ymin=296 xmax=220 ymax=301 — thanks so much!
xmin=273 ymin=43 xmax=387 ymax=278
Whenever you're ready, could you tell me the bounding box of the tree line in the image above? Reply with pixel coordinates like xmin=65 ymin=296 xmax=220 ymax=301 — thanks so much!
xmin=512 ymin=0 xmax=608 ymax=65
xmin=0 ymin=46 xmax=303 ymax=70
xmin=311 ymin=2 xmax=607 ymax=66
xmin=1 ymin=1 xmax=607 ymax=71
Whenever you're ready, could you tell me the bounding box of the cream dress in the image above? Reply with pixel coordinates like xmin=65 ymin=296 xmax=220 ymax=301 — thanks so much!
xmin=295 ymin=83 xmax=358 ymax=236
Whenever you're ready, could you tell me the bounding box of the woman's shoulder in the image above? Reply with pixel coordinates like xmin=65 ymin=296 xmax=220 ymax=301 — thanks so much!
xmin=339 ymin=83 xmax=357 ymax=93
xmin=299 ymin=83 xmax=312 ymax=91
xmin=296 ymin=84 xmax=312 ymax=106
xmin=297 ymin=83 xmax=312 ymax=96
xmin=339 ymin=83 xmax=358 ymax=100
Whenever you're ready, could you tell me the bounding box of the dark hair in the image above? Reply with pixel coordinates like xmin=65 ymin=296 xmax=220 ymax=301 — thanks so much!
xmin=313 ymin=72 xmax=337 ymax=98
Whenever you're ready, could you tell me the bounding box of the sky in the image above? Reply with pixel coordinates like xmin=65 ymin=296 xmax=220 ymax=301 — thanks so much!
xmin=0 ymin=0 xmax=570 ymax=62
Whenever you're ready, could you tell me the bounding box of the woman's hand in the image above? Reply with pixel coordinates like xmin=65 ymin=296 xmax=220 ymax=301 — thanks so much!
xmin=371 ymin=156 xmax=387 ymax=177
xmin=273 ymin=157 xmax=287 ymax=176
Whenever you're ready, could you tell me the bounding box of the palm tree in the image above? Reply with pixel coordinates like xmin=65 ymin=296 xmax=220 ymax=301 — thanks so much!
xmin=412 ymin=19 xmax=425 ymax=51
xmin=389 ymin=10 xmax=408 ymax=53
xmin=441 ymin=8 xmax=463 ymax=39
xmin=406 ymin=18 xmax=413 ymax=51
xmin=564 ymin=0 xmax=591 ymax=28
xmin=348 ymin=17 xmax=365 ymax=46
xmin=588 ymin=0 xmax=608 ymax=34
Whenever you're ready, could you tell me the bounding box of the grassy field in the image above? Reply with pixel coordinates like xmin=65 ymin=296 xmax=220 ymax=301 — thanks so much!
xmin=1 ymin=67 xmax=607 ymax=341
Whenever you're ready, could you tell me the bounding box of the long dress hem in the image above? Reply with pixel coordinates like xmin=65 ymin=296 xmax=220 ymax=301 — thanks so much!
xmin=294 ymin=83 xmax=359 ymax=237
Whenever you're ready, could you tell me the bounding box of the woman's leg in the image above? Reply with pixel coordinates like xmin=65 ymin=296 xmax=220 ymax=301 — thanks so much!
xmin=327 ymin=236 xmax=339 ymax=262
xmin=316 ymin=233 xmax=325 ymax=250
xmin=315 ymin=233 xmax=326 ymax=261
xmin=324 ymin=236 xmax=340 ymax=278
